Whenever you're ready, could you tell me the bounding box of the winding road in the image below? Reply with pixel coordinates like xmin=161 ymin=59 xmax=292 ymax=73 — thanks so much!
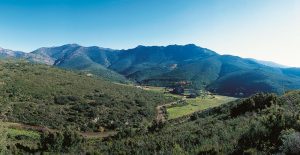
xmin=155 ymin=101 xmax=181 ymax=123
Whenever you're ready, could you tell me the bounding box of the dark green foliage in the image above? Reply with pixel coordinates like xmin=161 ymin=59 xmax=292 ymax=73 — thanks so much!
xmin=54 ymin=95 xmax=80 ymax=105
xmin=3 ymin=61 xmax=300 ymax=154
xmin=230 ymin=93 xmax=277 ymax=117
xmin=40 ymin=129 xmax=83 ymax=152
xmin=171 ymin=86 xmax=184 ymax=95
xmin=0 ymin=61 xmax=175 ymax=131
xmin=40 ymin=131 xmax=64 ymax=151
xmin=6 ymin=90 xmax=300 ymax=154
xmin=81 ymin=91 xmax=300 ymax=154
xmin=280 ymin=129 xmax=300 ymax=154
xmin=147 ymin=120 xmax=165 ymax=132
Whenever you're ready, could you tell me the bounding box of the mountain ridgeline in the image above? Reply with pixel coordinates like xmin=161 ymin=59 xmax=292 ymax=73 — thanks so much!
xmin=1 ymin=44 xmax=300 ymax=97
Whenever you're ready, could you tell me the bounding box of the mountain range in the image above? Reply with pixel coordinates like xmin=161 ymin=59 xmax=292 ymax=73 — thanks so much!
xmin=1 ymin=43 xmax=300 ymax=97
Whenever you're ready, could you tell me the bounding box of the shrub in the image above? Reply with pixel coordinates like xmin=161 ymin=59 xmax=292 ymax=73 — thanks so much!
xmin=40 ymin=129 xmax=83 ymax=153
xmin=230 ymin=93 xmax=277 ymax=117
xmin=54 ymin=96 xmax=80 ymax=105
xmin=280 ymin=129 xmax=300 ymax=154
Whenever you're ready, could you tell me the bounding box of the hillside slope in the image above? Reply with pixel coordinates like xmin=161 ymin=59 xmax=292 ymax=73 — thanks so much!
xmin=0 ymin=61 xmax=174 ymax=131
xmin=91 ymin=91 xmax=300 ymax=154
xmin=28 ymin=44 xmax=128 ymax=83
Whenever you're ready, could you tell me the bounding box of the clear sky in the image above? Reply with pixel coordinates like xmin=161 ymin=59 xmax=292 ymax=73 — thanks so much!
xmin=0 ymin=0 xmax=299 ymax=67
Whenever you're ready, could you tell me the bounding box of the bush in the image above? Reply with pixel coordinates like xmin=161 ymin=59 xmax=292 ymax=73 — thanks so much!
xmin=230 ymin=93 xmax=277 ymax=117
xmin=40 ymin=129 xmax=83 ymax=153
xmin=280 ymin=129 xmax=300 ymax=154
xmin=54 ymin=96 xmax=80 ymax=105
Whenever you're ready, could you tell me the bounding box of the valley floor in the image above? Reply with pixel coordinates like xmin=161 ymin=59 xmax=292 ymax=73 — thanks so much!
xmin=142 ymin=85 xmax=237 ymax=120
xmin=167 ymin=95 xmax=237 ymax=119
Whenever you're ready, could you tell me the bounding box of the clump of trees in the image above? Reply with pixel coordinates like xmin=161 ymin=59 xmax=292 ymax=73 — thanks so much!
xmin=40 ymin=129 xmax=83 ymax=153
xmin=230 ymin=93 xmax=277 ymax=117
xmin=171 ymin=86 xmax=185 ymax=95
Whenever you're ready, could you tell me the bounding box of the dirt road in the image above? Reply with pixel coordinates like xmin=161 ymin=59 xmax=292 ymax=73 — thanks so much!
xmin=155 ymin=101 xmax=181 ymax=123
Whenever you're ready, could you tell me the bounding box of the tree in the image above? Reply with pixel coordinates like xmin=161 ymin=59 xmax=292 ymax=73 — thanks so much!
xmin=40 ymin=131 xmax=64 ymax=152
xmin=171 ymin=86 xmax=184 ymax=95
xmin=40 ymin=128 xmax=83 ymax=153
xmin=148 ymin=120 xmax=165 ymax=132
xmin=62 ymin=128 xmax=83 ymax=152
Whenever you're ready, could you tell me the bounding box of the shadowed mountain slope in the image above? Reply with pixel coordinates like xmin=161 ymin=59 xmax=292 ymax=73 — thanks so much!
xmin=1 ymin=44 xmax=300 ymax=96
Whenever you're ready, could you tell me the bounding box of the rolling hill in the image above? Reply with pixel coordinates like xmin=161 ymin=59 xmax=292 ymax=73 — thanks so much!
xmin=0 ymin=61 xmax=175 ymax=132
xmin=27 ymin=44 xmax=129 ymax=83
xmin=1 ymin=44 xmax=300 ymax=97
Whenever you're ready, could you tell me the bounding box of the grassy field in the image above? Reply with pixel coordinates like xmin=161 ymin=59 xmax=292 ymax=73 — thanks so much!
xmin=167 ymin=95 xmax=237 ymax=119
xmin=140 ymin=85 xmax=238 ymax=120
xmin=7 ymin=128 xmax=40 ymax=140
xmin=0 ymin=122 xmax=41 ymax=151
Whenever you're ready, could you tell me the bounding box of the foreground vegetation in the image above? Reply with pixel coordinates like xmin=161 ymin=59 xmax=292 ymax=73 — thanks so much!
xmin=3 ymin=91 xmax=300 ymax=154
xmin=87 ymin=91 xmax=300 ymax=154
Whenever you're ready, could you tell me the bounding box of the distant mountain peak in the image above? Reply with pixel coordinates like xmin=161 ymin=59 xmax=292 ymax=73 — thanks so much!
xmin=136 ymin=45 xmax=146 ymax=48
xmin=0 ymin=47 xmax=13 ymax=51
xmin=0 ymin=47 xmax=26 ymax=58
xmin=63 ymin=43 xmax=81 ymax=47
xmin=184 ymin=44 xmax=198 ymax=47
xmin=36 ymin=43 xmax=81 ymax=50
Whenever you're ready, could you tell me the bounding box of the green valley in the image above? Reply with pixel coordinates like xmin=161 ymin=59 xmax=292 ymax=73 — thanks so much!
xmin=1 ymin=1 xmax=299 ymax=154
xmin=1 ymin=61 xmax=300 ymax=154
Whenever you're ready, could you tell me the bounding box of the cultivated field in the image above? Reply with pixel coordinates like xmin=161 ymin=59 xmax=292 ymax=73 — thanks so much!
xmin=167 ymin=95 xmax=237 ymax=119
xmin=141 ymin=85 xmax=237 ymax=120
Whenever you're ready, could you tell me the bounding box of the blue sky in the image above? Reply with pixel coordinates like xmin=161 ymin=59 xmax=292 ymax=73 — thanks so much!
xmin=0 ymin=0 xmax=299 ymax=66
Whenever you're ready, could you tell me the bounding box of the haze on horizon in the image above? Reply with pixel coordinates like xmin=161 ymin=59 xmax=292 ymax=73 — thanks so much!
xmin=0 ymin=0 xmax=299 ymax=67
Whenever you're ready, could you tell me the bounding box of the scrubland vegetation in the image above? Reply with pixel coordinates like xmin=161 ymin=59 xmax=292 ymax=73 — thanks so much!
xmin=1 ymin=61 xmax=300 ymax=154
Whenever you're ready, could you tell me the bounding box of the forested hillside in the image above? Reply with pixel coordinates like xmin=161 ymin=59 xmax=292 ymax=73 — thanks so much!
xmin=0 ymin=61 xmax=174 ymax=132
